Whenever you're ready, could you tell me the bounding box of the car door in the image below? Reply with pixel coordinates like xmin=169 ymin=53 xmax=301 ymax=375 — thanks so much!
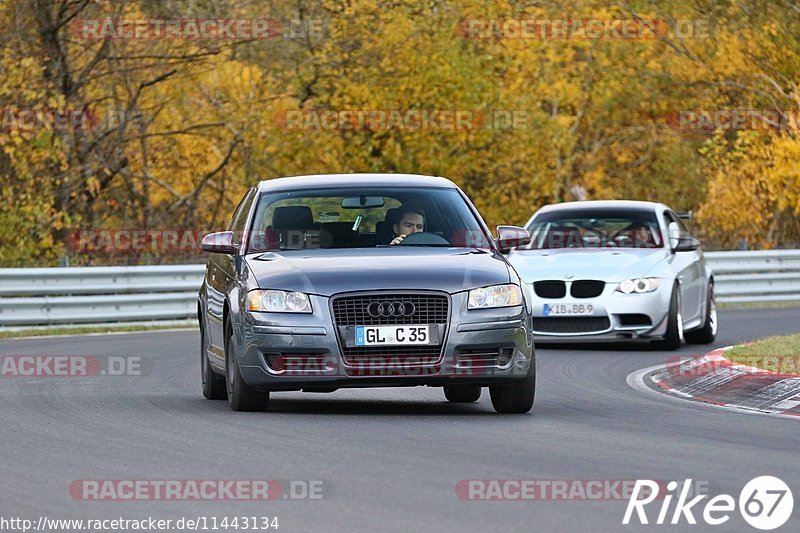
xmin=207 ymin=188 xmax=256 ymax=357
xmin=663 ymin=209 xmax=703 ymax=324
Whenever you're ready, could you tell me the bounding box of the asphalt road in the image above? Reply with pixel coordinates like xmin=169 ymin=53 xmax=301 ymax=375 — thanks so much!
xmin=1 ymin=307 xmax=798 ymax=533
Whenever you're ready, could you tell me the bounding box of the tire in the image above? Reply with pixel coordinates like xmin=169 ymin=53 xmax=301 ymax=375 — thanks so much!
xmin=225 ymin=322 xmax=270 ymax=412
xmin=200 ymin=321 xmax=226 ymax=400
xmin=654 ymin=284 xmax=684 ymax=351
xmin=685 ymin=282 xmax=718 ymax=344
xmin=489 ymin=362 xmax=536 ymax=414
xmin=443 ymin=385 xmax=481 ymax=403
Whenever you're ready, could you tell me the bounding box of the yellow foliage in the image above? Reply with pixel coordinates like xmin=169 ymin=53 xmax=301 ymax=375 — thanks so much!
xmin=2 ymin=0 xmax=800 ymax=265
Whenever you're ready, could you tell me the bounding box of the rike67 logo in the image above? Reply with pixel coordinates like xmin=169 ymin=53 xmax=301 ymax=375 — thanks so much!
xmin=623 ymin=477 xmax=794 ymax=530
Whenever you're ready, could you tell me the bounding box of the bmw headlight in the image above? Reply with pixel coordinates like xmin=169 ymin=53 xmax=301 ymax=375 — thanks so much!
xmin=468 ymin=284 xmax=523 ymax=309
xmin=247 ymin=289 xmax=312 ymax=313
xmin=617 ymin=278 xmax=660 ymax=294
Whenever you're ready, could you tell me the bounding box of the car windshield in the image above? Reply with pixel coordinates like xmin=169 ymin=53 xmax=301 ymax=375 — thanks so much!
xmin=520 ymin=208 xmax=664 ymax=250
xmin=246 ymin=186 xmax=493 ymax=252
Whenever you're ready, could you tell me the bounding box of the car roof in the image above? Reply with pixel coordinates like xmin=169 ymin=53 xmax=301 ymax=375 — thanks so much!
xmin=256 ymin=173 xmax=457 ymax=192
xmin=536 ymin=200 xmax=664 ymax=213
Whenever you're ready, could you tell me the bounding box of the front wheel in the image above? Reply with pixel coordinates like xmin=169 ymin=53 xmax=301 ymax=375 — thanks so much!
xmin=225 ymin=323 xmax=270 ymax=412
xmin=489 ymin=362 xmax=535 ymax=414
xmin=685 ymin=283 xmax=717 ymax=344
xmin=653 ymin=284 xmax=684 ymax=351
xmin=443 ymin=385 xmax=481 ymax=403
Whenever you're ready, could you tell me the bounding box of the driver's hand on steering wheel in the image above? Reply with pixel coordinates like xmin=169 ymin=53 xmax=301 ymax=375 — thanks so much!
xmin=390 ymin=234 xmax=407 ymax=246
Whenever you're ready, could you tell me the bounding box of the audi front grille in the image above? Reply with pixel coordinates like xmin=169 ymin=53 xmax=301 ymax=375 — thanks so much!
xmin=330 ymin=292 xmax=450 ymax=366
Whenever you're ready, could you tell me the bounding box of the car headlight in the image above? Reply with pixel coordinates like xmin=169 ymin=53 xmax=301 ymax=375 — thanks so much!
xmin=617 ymin=278 xmax=660 ymax=294
xmin=247 ymin=289 xmax=312 ymax=313
xmin=468 ymin=284 xmax=523 ymax=309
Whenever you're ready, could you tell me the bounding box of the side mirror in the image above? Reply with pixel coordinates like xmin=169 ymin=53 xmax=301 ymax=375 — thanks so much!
xmin=667 ymin=221 xmax=681 ymax=250
xmin=674 ymin=236 xmax=700 ymax=252
xmin=200 ymin=231 xmax=238 ymax=253
xmin=495 ymin=226 xmax=531 ymax=252
xmin=667 ymin=221 xmax=699 ymax=252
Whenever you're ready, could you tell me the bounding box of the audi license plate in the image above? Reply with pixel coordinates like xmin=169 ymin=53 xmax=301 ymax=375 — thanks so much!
xmin=355 ymin=325 xmax=430 ymax=346
xmin=543 ymin=303 xmax=594 ymax=316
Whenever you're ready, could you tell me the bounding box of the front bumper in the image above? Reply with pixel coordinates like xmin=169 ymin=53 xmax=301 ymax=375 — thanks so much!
xmin=232 ymin=291 xmax=534 ymax=391
xmin=530 ymin=280 xmax=671 ymax=342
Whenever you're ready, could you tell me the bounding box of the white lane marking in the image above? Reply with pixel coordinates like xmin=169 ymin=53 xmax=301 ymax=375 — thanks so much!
xmin=626 ymin=363 xmax=800 ymax=422
xmin=0 ymin=327 xmax=197 ymax=342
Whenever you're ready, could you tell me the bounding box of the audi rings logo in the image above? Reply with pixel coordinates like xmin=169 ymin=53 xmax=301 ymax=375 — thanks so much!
xmin=366 ymin=301 xmax=416 ymax=317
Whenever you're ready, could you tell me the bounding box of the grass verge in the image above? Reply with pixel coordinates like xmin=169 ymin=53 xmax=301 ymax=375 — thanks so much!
xmin=726 ymin=333 xmax=800 ymax=374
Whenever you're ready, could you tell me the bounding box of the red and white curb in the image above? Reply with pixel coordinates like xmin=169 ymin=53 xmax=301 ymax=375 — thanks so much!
xmin=627 ymin=347 xmax=800 ymax=420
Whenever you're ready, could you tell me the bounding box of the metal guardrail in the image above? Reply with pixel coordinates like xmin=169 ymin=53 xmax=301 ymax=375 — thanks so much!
xmin=0 ymin=265 xmax=204 ymax=328
xmin=0 ymin=251 xmax=798 ymax=328
xmin=705 ymin=250 xmax=800 ymax=303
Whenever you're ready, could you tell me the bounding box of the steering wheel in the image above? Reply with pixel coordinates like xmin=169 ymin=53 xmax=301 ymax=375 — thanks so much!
xmin=581 ymin=229 xmax=602 ymax=246
xmin=398 ymin=232 xmax=450 ymax=246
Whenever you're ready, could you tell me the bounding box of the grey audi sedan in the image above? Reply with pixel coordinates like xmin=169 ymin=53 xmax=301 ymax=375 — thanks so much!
xmin=197 ymin=174 xmax=535 ymax=413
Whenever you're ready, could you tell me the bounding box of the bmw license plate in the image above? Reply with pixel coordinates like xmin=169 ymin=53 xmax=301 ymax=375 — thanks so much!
xmin=543 ymin=303 xmax=594 ymax=316
xmin=355 ymin=325 xmax=430 ymax=346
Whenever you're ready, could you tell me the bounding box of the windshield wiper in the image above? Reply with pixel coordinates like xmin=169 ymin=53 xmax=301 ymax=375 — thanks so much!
xmin=456 ymin=249 xmax=488 ymax=255
xmin=397 ymin=243 xmax=454 ymax=247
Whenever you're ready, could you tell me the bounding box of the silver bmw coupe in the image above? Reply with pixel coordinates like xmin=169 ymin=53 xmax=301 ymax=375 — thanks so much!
xmin=507 ymin=201 xmax=717 ymax=349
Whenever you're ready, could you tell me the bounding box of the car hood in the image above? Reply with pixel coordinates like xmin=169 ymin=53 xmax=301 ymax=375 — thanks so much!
xmin=245 ymin=248 xmax=511 ymax=297
xmin=507 ymin=248 xmax=669 ymax=283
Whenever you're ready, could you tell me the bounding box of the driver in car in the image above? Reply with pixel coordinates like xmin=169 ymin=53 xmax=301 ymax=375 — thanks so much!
xmin=390 ymin=206 xmax=425 ymax=245
xmin=629 ymin=223 xmax=655 ymax=248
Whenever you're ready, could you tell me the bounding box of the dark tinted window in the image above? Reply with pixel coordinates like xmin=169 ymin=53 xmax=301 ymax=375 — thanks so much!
xmin=522 ymin=208 xmax=663 ymax=249
xmin=246 ymin=187 xmax=492 ymax=252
